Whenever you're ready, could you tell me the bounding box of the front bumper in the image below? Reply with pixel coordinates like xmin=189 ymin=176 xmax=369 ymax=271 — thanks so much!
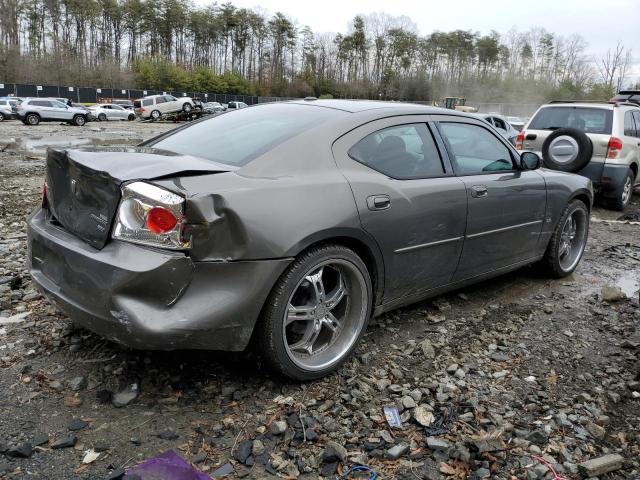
xmin=27 ymin=208 xmax=290 ymax=351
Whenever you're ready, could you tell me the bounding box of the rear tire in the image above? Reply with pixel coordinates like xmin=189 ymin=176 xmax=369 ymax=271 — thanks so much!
xmin=98 ymin=113 xmax=107 ymax=121
xmin=540 ymin=200 xmax=589 ymax=278
xmin=73 ymin=115 xmax=86 ymax=126
xmin=256 ymin=245 xmax=372 ymax=381
xmin=128 ymin=114 xmax=135 ymax=121
xmin=0 ymin=112 xmax=4 ymax=122
xmin=606 ymin=168 xmax=634 ymax=211
xmin=183 ymin=103 xmax=192 ymax=113
xmin=150 ymin=110 xmax=161 ymax=121
xmin=26 ymin=113 xmax=40 ymax=126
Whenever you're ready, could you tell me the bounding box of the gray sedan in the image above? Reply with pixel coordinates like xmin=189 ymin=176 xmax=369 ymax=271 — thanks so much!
xmin=27 ymin=100 xmax=592 ymax=380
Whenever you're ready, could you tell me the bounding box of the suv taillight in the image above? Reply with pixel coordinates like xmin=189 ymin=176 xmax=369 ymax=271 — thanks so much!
xmin=112 ymin=182 xmax=189 ymax=250
xmin=515 ymin=131 xmax=525 ymax=150
xmin=606 ymin=137 xmax=623 ymax=159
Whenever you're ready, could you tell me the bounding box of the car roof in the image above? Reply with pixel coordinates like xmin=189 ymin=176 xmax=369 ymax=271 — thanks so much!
xmin=284 ymin=99 xmax=463 ymax=115
xmin=541 ymin=102 xmax=614 ymax=110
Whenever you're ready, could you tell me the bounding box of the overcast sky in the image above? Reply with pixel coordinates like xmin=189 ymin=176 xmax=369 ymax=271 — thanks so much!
xmin=195 ymin=0 xmax=639 ymax=81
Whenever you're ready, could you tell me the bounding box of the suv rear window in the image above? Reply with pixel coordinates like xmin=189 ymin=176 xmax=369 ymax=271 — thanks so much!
xmin=528 ymin=107 xmax=613 ymax=135
xmin=149 ymin=104 xmax=340 ymax=167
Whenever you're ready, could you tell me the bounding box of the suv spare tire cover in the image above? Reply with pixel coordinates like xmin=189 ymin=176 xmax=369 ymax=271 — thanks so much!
xmin=541 ymin=128 xmax=593 ymax=173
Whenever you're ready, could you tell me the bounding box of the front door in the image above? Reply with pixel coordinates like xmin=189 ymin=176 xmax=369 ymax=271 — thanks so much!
xmin=333 ymin=116 xmax=468 ymax=302
xmin=436 ymin=119 xmax=547 ymax=280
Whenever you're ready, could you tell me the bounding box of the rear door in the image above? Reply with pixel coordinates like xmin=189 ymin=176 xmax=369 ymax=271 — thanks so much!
xmin=436 ymin=118 xmax=547 ymax=280
xmin=333 ymin=116 xmax=468 ymax=302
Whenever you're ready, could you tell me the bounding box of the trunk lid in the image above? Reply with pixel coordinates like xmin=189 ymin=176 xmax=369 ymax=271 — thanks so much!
xmin=45 ymin=147 xmax=234 ymax=249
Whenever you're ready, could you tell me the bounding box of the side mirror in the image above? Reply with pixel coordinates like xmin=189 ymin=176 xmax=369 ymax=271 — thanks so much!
xmin=520 ymin=152 xmax=541 ymax=170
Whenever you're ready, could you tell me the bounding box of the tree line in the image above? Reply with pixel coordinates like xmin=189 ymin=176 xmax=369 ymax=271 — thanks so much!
xmin=0 ymin=0 xmax=635 ymax=102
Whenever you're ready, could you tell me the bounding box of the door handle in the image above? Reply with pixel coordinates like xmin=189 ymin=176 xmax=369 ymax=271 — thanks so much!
xmin=367 ymin=195 xmax=391 ymax=210
xmin=471 ymin=185 xmax=488 ymax=198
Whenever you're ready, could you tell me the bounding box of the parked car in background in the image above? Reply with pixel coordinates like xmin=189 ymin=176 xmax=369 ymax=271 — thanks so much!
xmin=89 ymin=103 xmax=136 ymax=121
xmin=202 ymin=101 xmax=226 ymax=114
xmin=28 ymin=100 xmax=592 ymax=380
xmin=112 ymin=99 xmax=134 ymax=110
xmin=0 ymin=99 xmax=16 ymax=121
xmin=226 ymin=101 xmax=248 ymax=110
xmin=133 ymin=94 xmax=195 ymax=120
xmin=477 ymin=113 xmax=520 ymax=144
xmin=17 ymin=98 xmax=90 ymax=126
xmin=507 ymin=116 xmax=526 ymax=131
xmin=610 ymin=90 xmax=640 ymax=106
xmin=2 ymin=97 xmax=24 ymax=116
xmin=517 ymin=100 xmax=640 ymax=210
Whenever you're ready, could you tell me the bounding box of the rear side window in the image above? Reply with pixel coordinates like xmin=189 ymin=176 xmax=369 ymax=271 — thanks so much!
xmin=348 ymin=123 xmax=444 ymax=179
xmin=31 ymin=100 xmax=50 ymax=107
xmin=624 ymin=111 xmax=637 ymax=137
xmin=633 ymin=112 xmax=640 ymax=137
xmin=142 ymin=98 xmax=153 ymax=106
xmin=439 ymin=122 xmax=513 ymax=175
xmin=149 ymin=104 xmax=339 ymax=167
xmin=528 ymin=107 xmax=612 ymax=134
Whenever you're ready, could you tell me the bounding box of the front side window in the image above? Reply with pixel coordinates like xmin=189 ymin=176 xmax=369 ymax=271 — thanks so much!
xmin=165 ymin=95 xmax=177 ymax=102
xmin=624 ymin=111 xmax=637 ymax=137
xmin=348 ymin=123 xmax=444 ymax=179
xmin=155 ymin=96 xmax=166 ymax=104
xmin=51 ymin=101 xmax=67 ymax=108
xmin=439 ymin=122 xmax=513 ymax=175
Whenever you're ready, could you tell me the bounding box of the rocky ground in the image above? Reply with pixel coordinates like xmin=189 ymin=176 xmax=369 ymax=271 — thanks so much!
xmin=0 ymin=119 xmax=638 ymax=480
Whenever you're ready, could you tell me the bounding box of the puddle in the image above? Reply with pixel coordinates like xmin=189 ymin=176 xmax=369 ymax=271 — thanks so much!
xmin=617 ymin=271 xmax=640 ymax=298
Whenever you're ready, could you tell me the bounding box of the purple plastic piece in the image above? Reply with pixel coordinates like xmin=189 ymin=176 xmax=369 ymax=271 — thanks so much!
xmin=127 ymin=450 xmax=211 ymax=480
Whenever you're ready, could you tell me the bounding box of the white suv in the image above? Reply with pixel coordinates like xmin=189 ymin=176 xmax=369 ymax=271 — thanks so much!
xmin=133 ymin=94 xmax=195 ymax=120
xmin=517 ymin=101 xmax=640 ymax=210
xmin=16 ymin=98 xmax=90 ymax=126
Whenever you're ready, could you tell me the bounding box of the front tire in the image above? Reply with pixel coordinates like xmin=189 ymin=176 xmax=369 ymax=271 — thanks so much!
xmin=0 ymin=112 xmax=4 ymax=122
xmin=541 ymin=200 xmax=589 ymax=277
xmin=257 ymin=245 xmax=372 ymax=381
xmin=73 ymin=115 xmax=86 ymax=126
xmin=128 ymin=114 xmax=135 ymax=121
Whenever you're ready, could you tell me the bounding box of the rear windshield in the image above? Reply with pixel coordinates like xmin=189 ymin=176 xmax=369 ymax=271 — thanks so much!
xmin=133 ymin=100 xmax=141 ymax=108
xmin=529 ymin=106 xmax=612 ymax=134
xmin=149 ymin=104 xmax=339 ymax=166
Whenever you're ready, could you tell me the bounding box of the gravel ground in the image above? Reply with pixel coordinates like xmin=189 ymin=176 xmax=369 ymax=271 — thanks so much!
xmin=0 ymin=119 xmax=639 ymax=479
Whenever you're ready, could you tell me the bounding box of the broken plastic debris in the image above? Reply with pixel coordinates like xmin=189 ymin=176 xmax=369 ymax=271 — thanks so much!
xmin=524 ymin=375 xmax=537 ymax=382
xmin=126 ymin=450 xmax=210 ymax=480
xmin=82 ymin=449 xmax=100 ymax=464
xmin=383 ymin=405 xmax=403 ymax=428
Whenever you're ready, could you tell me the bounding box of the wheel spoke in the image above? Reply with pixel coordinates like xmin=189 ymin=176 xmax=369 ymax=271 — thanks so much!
xmin=305 ymin=267 xmax=326 ymax=303
xmin=324 ymin=274 xmax=346 ymax=309
xmin=285 ymin=304 xmax=316 ymax=326
xmin=289 ymin=321 xmax=322 ymax=355
xmin=323 ymin=312 xmax=341 ymax=333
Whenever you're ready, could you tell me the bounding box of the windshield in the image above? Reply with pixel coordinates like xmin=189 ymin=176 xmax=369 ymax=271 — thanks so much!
xmin=528 ymin=106 xmax=612 ymax=134
xmin=149 ymin=103 xmax=340 ymax=166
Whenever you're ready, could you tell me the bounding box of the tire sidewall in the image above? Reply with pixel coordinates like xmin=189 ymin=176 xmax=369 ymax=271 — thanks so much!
xmin=615 ymin=169 xmax=634 ymax=210
xmin=98 ymin=113 xmax=107 ymax=121
xmin=0 ymin=113 xmax=4 ymax=122
xmin=264 ymin=246 xmax=373 ymax=380
xmin=183 ymin=103 xmax=192 ymax=112
xmin=27 ymin=114 xmax=39 ymax=125
xmin=542 ymin=128 xmax=592 ymax=172
xmin=546 ymin=200 xmax=589 ymax=276
xmin=151 ymin=110 xmax=161 ymax=120
xmin=74 ymin=115 xmax=86 ymax=126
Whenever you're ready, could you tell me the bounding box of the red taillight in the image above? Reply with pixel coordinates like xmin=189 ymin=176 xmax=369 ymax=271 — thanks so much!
xmin=606 ymin=137 xmax=623 ymax=159
xmin=41 ymin=181 xmax=47 ymax=208
xmin=146 ymin=207 xmax=177 ymax=233
xmin=515 ymin=131 xmax=525 ymax=150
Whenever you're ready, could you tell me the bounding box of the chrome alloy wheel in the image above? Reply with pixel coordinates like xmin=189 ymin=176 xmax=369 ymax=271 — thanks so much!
xmin=283 ymin=259 xmax=368 ymax=371
xmin=558 ymin=207 xmax=588 ymax=272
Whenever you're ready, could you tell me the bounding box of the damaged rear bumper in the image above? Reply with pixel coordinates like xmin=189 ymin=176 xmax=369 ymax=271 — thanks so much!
xmin=27 ymin=208 xmax=290 ymax=351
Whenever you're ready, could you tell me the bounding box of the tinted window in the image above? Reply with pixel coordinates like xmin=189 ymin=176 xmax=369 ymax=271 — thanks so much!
xmin=624 ymin=111 xmax=637 ymax=137
xmin=51 ymin=101 xmax=67 ymax=108
xmin=149 ymin=104 xmax=339 ymax=167
xmin=528 ymin=107 xmax=613 ymax=134
xmin=155 ymin=97 xmax=166 ymax=104
xmin=633 ymin=112 xmax=640 ymax=137
xmin=165 ymin=95 xmax=176 ymax=102
xmin=439 ymin=122 xmax=513 ymax=174
xmin=349 ymin=123 xmax=444 ymax=179
xmin=31 ymin=100 xmax=50 ymax=107
xmin=0 ymin=100 xmax=6 ymax=105
xmin=142 ymin=99 xmax=153 ymax=106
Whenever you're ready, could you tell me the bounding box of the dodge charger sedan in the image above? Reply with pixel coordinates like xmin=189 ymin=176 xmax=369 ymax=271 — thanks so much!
xmin=27 ymin=100 xmax=592 ymax=380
